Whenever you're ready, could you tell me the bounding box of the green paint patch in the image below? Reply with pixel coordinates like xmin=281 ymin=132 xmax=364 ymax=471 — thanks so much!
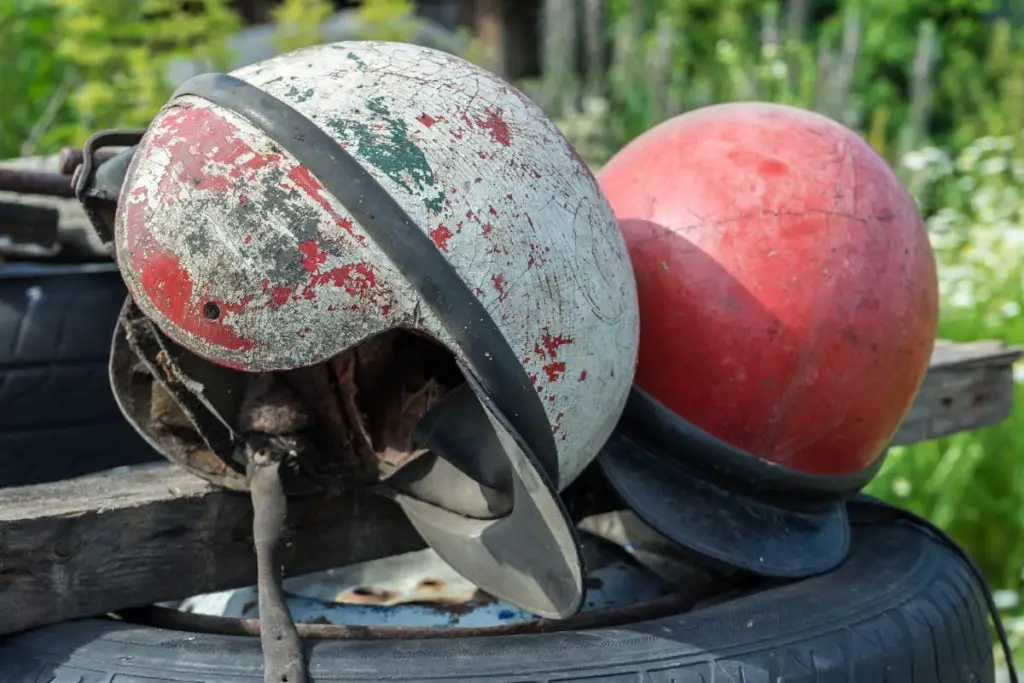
xmin=285 ymin=85 xmax=314 ymax=103
xmin=346 ymin=51 xmax=369 ymax=71
xmin=327 ymin=96 xmax=445 ymax=214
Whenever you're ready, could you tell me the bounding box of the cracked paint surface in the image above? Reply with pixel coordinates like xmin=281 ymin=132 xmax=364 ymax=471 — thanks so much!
xmin=115 ymin=41 xmax=639 ymax=488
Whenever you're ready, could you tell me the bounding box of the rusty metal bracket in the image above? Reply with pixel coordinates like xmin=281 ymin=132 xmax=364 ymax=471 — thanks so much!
xmin=248 ymin=445 xmax=308 ymax=683
xmin=72 ymin=128 xmax=145 ymax=252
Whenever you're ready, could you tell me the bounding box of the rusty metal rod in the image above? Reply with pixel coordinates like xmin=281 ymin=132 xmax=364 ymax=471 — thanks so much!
xmin=0 ymin=168 xmax=75 ymax=198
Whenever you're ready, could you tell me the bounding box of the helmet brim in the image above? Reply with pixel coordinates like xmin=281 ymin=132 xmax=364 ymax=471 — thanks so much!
xmin=392 ymin=380 xmax=585 ymax=620
xmin=597 ymin=430 xmax=850 ymax=578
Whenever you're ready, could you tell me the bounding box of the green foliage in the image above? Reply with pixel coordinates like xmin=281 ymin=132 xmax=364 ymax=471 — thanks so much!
xmin=0 ymin=0 xmax=241 ymax=156
xmin=272 ymin=0 xmax=334 ymax=54
xmin=0 ymin=0 xmax=70 ymax=157
xmin=354 ymin=0 xmax=418 ymax=43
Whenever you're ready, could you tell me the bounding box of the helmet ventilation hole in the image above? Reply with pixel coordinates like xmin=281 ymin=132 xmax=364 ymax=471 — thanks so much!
xmin=202 ymin=302 xmax=221 ymax=320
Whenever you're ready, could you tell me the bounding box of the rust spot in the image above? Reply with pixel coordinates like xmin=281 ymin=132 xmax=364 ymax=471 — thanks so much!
xmin=492 ymin=274 xmax=507 ymax=300
xmin=417 ymin=578 xmax=445 ymax=590
xmin=416 ymin=113 xmax=437 ymax=127
xmin=298 ymin=240 xmax=329 ymax=273
xmin=429 ymin=223 xmax=453 ymax=251
xmin=543 ymin=362 xmax=566 ymax=382
xmin=342 ymin=585 xmax=395 ymax=605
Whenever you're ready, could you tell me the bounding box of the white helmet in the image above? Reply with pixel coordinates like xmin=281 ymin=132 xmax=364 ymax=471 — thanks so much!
xmin=104 ymin=41 xmax=639 ymax=619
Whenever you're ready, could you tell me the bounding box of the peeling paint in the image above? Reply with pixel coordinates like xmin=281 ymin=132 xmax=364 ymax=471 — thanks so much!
xmin=117 ymin=41 xmax=640 ymax=490
xmin=325 ymin=97 xmax=446 ymax=214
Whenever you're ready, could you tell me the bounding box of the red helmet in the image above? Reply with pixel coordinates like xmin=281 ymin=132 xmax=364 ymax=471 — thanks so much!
xmin=595 ymin=102 xmax=939 ymax=576
xmin=94 ymin=41 xmax=639 ymax=618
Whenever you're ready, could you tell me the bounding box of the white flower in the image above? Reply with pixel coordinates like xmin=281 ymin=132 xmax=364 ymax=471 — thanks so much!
xmin=891 ymin=477 xmax=912 ymax=498
xmin=902 ymin=151 xmax=927 ymax=172
xmin=995 ymin=590 xmax=1021 ymax=611
xmin=980 ymin=156 xmax=1009 ymax=176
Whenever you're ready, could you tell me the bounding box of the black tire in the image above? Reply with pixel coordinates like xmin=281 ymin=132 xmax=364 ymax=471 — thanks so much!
xmin=0 ymin=505 xmax=996 ymax=682
xmin=0 ymin=262 xmax=160 ymax=487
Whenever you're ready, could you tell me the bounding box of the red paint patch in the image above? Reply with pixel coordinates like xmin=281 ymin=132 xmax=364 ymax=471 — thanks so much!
xmin=534 ymin=331 xmax=574 ymax=359
xmin=298 ymin=241 xmax=329 ymax=273
xmin=145 ymin=106 xmax=284 ymax=207
xmin=488 ymin=205 xmax=498 ymax=217
xmin=137 ymin=248 xmax=255 ymax=352
xmin=491 ymin=274 xmax=507 ymax=300
xmin=474 ymin=108 xmax=512 ymax=146
xmin=430 ymin=224 xmax=453 ymax=251
xmin=450 ymin=130 xmax=464 ymax=141
xmin=298 ymin=261 xmax=395 ymax=316
xmin=526 ymin=243 xmax=551 ymax=269
xmin=417 ymin=113 xmax=437 ymax=127
xmin=543 ymin=362 xmax=566 ymax=382
xmin=287 ymin=165 xmax=362 ymax=242
xmin=758 ymin=158 xmax=789 ymax=176
xmin=243 ymin=235 xmax=254 ymax=245
xmin=578 ymin=370 xmax=588 ymax=381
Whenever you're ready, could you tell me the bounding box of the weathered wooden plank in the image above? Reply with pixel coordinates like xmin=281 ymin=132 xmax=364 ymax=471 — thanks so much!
xmin=0 ymin=464 xmax=425 ymax=637
xmin=892 ymin=340 xmax=1020 ymax=445
xmin=0 ymin=339 xmax=1016 ymax=637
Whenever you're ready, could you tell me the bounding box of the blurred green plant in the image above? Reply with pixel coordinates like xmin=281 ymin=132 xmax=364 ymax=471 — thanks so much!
xmin=871 ymin=133 xmax=1024 ymax=669
xmin=0 ymin=0 xmax=71 ymax=157
xmin=0 ymin=0 xmax=241 ymax=157
xmin=540 ymin=0 xmax=1024 ymax=169
xmin=354 ymin=0 xmax=418 ymax=42
xmin=272 ymin=0 xmax=334 ymax=54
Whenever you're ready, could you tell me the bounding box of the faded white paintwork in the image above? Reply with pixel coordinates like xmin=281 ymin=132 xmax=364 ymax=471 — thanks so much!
xmin=115 ymin=41 xmax=639 ymax=489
